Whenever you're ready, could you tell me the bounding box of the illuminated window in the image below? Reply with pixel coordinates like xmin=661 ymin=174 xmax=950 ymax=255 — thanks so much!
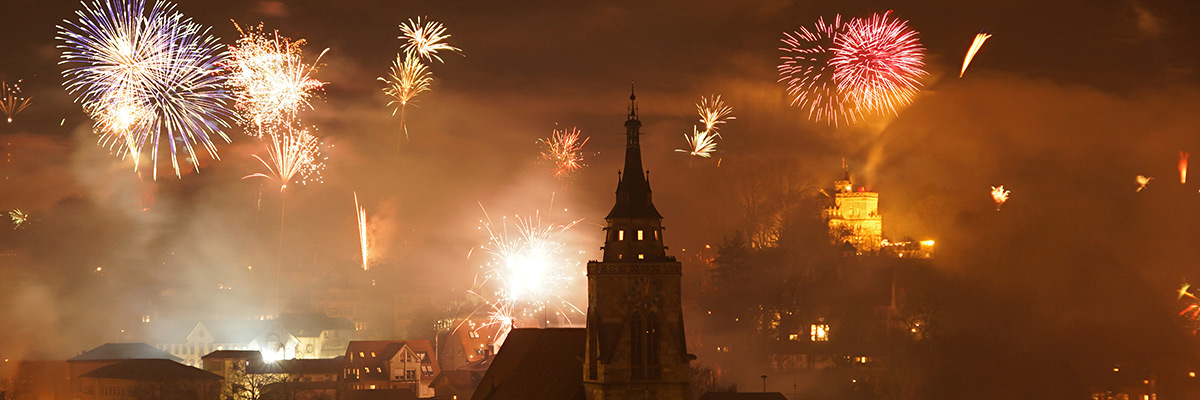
xmin=421 ymin=365 xmax=434 ymax=376
xmin=468 ymin=331 xmax=479 ymax=339
xmin=788 ymin=333 xmax=800 ymax=341
xmin=370 ymin=352 xmax=376 ymax=357
xmin=638 ymin=254 xmax=644 ymax=260
xmin=359 ymin=352 xmax=365 ymax=357
xmin=618 ymin=230 xmax=625 ymax=240
xmin=637 ymin=230 xmax=644 ymax=240
xmin=655 ymin=230 xmax=659 ymax=240
xmin=810 ymin=323 xmax=829 ymax=342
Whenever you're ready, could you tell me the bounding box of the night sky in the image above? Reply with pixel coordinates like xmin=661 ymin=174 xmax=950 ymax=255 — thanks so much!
xmin=3 ymin=1 xmax=1200 ymax=397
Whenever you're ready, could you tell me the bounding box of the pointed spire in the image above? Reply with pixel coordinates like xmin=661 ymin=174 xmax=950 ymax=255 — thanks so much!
xmin=628 ymin=81 xmax=638 ymax=121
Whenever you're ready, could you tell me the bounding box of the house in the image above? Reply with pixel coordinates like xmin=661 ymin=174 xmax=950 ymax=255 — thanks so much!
xmin=276 ymin=313 xmax=355 ymax=359
xmin=430 ymin=354 xmax=490 ymax=400
xmin=254 ymin=357 xmax=344 ymax=400
xmin=68 ymin=343 xmax=183 ymax=400
xmin=469 ymin=328 xmax=586 ymax=400
xmin=343 ymin=341 xmax=439 ymax=398
xmin=437 ymin=321 xmax=501 ymax=371
xmin=77 ymin=359 xmax=221 ymax=400
xmin=200 ymin=350 xmax=263 ymax=400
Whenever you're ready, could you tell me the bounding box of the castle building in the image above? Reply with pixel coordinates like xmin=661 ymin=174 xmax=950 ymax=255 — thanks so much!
xmin=826 ymin=170 xmax=883 ymax=252
xmin=582 ymin=90 xmax=692 ymax=400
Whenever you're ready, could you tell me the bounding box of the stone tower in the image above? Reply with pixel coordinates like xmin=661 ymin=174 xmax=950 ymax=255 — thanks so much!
xmin=827 ymin=169 xmax=883 ymax=252
xmin=583 ymin=89 xmax=690 ymax=400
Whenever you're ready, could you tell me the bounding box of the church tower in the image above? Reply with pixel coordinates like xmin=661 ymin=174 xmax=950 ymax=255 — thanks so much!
xmin=583 ymin=89 xmax=691 ymax=400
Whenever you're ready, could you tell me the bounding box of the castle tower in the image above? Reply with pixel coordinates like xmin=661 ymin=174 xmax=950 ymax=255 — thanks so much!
xmin=827 ymin=169 xmax=883 ymax=252
xmin=583 ymin=89 xmax=690 ymax=400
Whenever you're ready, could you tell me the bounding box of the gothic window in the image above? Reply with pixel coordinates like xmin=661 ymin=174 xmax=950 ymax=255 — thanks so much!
xmin=630 ymin=312 xmax=644 ymax=379
xmin=646 ymin=313 xmax=661 ymax=379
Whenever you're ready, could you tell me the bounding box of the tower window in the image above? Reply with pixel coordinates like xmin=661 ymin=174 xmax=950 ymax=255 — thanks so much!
xmin=618 ymin=230 xmax=625 ymax=241
xmin=637 ymin=230 xmax=644 ymax=240
xmin=638 ymin=254 xmax=644 ymax=260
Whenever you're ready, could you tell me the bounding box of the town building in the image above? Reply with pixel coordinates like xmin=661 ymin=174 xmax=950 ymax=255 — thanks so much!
xmin=342 ymin=340 xmax=439 ymax=398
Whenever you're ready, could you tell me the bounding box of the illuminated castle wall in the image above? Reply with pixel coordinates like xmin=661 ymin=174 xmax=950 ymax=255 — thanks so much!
xmin=826 ymin=172 xmax=883 ymax=252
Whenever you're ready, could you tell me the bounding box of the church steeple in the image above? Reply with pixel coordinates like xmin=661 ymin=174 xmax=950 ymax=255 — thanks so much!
xmin=607 ymin=84 xmax=662 ymax=222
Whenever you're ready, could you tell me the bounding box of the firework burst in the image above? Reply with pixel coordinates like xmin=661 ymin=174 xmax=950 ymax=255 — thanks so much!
xmin=1136 ymin=175 xmax=1153 ymax=192
xmin=1180 ymin=151 xmax=1189 ymax=184
xmin=1179 ymin=283 xmax=1200 ymax=334
xmin=58 ymin=0 xmax=234 ymax=179
xmin=697 ymin=94 xmax=736 ymax=134
xmin=379 ymin=54 xmax=433 ymax=141
xmin=676 ymin=126 xmax=719 ymax=158
xmin=227 ymin=23 xmax=327 ymax=138
xmin=243 ymin=127 xmax=324 ymax=191
xmin=9 ymin=209 xmax=30 ymax=230
xmin=960 ymin=31 xmax=992 ymax=78
xmin=778 ymin=15 xmax=861 ymax=125
xmin=398 ymin=17 xmax=462 ymax=63
xmin=0 ymin=81 xmax=32 ymax=123
xmin=991 ymin=185 xmax=1010 ymax=210
xmin=538 ymin=127 xmax=589 ymax=178
xmin=830 ymin=10 xmax=927 ymax=116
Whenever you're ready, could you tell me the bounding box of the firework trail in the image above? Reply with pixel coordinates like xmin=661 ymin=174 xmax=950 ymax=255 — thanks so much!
xmin=697 ymin=94 xmax=736 ymax=135
xmin=58 ymin=0 xmax=234 ymax=179
xmin=676 ymin=126 xmax=719 ymax=158
xmin=227 ymin=22 xmax=327 ymax=138
xmin=538 ymin=127 xmax=590 ymax=178
xmin=1181 ymin=151 xmax=1189 ymax=184
xmin=830 ymin=10 xmax=927 ymax=116
xmin=398 ymin=17 xmax=462 ymax=63
xmin=1136 ymin=175 xmax=1153 ymax=192
xmin=379 ymin=54 xmax=433 ymax=142
xmin=1179 ymin=283 xmax=1200 ymax=333
xmin=354 ymin=192 xmax=370 ymax=271
xmin=778 ymin=15 xmax=861 ymax=125
xmin=8 ymin=209 xmax=29 ymax=230
xmin=960 ymin=32 xmax=992 ymax=78
xmin=243 ymin=126 xmax=324 ymax=191
xmin=0 ymin=81 xmax=32 ymax=123
xmin=991 ymin=185 xmax=1010 ymax=210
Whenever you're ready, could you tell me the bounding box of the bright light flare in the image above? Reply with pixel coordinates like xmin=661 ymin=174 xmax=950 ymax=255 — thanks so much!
xmin=960 ymin=32 xmax=992 ymax=78
xmin=0 ymin=81 xmax=31 ymax=123
xmin=538 ymin=127 xmax=590 ymax=178
xmin=991 ymin=185 xmax=1010 ymax=210
xmin=1136 ymin=175 xmax=1153 ymax=192
xmin=830 ymin=10 xmax=927 ymax=115
xmin=398 ymin=17 xmax=462 ymax=63
xmin=354 ymin=192 xmax=370 ymax=271
xmin=57 ymin=0 xmax=234 ymax=179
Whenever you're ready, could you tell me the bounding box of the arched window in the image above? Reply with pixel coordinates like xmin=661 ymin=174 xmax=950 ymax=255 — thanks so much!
xmin=646 ymin=313 xmax=660 ymax=379
xmin=630 ymin=312 xmax=644 ymax=379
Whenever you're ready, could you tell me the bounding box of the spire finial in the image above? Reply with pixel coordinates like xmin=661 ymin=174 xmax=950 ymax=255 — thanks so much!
xmin=628 ymin=81 xmax=638 ymax=120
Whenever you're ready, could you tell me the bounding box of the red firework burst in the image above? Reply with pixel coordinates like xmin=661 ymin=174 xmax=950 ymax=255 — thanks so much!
xmin=777 ymin=15 xmax=861 ymax=126
xmin=830 ymin=10 xmax=927 ymax=116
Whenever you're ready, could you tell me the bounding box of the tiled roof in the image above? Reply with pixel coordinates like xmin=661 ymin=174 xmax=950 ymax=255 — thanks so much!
xmin=80 ymin=359 xmax=221 ymax=381
xmin=69 ymin=343 xmax=181 ymax=362
xmin=470 ymin=328 xmax=585 ymax=400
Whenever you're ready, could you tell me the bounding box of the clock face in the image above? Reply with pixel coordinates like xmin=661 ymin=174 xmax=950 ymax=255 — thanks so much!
xmin=628 ymin=276 xmax=662 ymax=308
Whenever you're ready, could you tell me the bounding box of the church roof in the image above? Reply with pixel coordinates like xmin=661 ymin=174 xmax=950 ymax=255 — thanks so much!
xmin=469 ymin=328 xmax=585 ymax=400
xmin=69 ymin=343 xmax=181 ymax=362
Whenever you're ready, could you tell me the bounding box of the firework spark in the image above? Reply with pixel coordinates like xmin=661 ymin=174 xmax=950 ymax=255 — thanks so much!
xmin=1136 ymin=175 xmax=1153 ymax=192
xmin=676 ymin=126 xmax=719 ymax=158
xmin=538 ymin=127 xmax=589 ymax=178
xmin=1180 ymin=283 xmax=1200 ymax=333
xmin=0 ymin=81 xmax=32 ymax=123
xmin=960 ymin=32 xmax=992 ymax=78
xmin=991 ymin=185 xmax=1010 ymax=210
xmin=8 ymin=209 xmax=29 ymax=230
xmin=398 ymin=17 xmax=462 ymax=63
xmin=57 ymin=0 xmax=234 ymax=179
xmin=778 ymin=15 xmax=861 ymax=125
xmin=227 ymin=23 xmax=327 ymax=138
xmin=830 ymin=10 xmax=927 ymax=116
xmin=354 ymin=192 xmax=370 ymax=271
xmin=379 ymin=54 xmax=433 ymax=141
xmin=697 ymin=95 xmax=736 ymax=135
xmin=1181 ymin=151 xmax=1189 ymax=184
xmin=243 ymin=127 xmax=324 ymax=191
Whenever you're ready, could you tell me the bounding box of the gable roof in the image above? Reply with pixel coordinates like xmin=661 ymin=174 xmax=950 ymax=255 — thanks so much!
xmin=80 ymin=359 xmax=221 ymax=381
xmin=470 ymin=328 xmax=585 ymax=400
xmin=70 ymin=343 xmax=181 ymax=362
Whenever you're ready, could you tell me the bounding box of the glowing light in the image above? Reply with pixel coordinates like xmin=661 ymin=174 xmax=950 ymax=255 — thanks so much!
xmin=0 ymin=81 xmax=31 ymax=123
xmin=1181 ymin=151 xmax=1189 ymax=184
xmin=227 ymin=23 xmax=327 ymax=139
xmin=991 ymin=185 xmax=1010 ymax=211
xmin=676 ymin=126 xmax=719 ymax=158
xmin=830 ymin=10 xmax=927 ymax=116
xmin=1136 ymin=175 xmax=1153 ymax=192
xmin=960 ymin=32 xmax=992 ymax=78
xmin=379 ymin=54 xmax=433 ymax=141
xmin=243 ymin=127 xmax=325 ymax=190
xmin=398 ymin=17 xmax=462 ymax=63
xmin=920 ymin=240 xmax=935 ymax=246
xmin=57 ymin=0 xmax=234 ymax=179
xmin=539 ymin=127 xmax=590 ymax=178
xmin=354 ymin=192 xmax=370 ymax=271
xmin=8 ymin=209 xmax=29 ymax=229
xmin=778 ymin=15 xmax=860 ymax=125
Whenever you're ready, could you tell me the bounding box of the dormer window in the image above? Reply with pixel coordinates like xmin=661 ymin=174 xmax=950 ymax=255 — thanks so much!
xmin=637 ymin=230 xmax=644 ymax=240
